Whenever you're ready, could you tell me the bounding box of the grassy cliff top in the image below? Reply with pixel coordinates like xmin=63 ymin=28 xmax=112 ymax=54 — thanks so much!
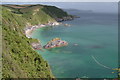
xmin=2 ymin=4 xmax=70 ymax=25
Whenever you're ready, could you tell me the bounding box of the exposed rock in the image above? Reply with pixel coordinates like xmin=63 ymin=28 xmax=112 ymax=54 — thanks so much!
xmin=44 ymin=38 xmax=68 ymax=49
xmin=31 ymin=42 xmax=42 ymax=50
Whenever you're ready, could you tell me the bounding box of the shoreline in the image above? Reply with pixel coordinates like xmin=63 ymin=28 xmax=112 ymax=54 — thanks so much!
xmin=24 ymin=16 xmax=79 ymax=50
xmin=24 ymin=16 xmax=78 ymax=38
xmin=25 ymin=21 xmax=60 ymax=38
xmin=25 ymin=21 xmax=71 ymax=50
xmin=25 ymin=21 xmax=63 ymax=78
xmin=24 ymin=16 xmax=78 ymax=78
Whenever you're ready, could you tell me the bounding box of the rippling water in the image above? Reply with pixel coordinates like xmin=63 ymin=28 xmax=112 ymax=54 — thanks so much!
xmin=31 ymin=12 xmax=118 ymax=78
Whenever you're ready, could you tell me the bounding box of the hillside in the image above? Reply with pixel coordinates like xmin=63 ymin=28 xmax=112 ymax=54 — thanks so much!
xmin=2 ymin=4 xmax=71 ymax=78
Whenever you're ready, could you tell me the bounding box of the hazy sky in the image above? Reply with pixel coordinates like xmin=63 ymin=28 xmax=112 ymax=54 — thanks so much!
xmin=40 ymin=2 xmax=118 ymax=13
xmin=2 ymin=2 xmax=118 ymax=13
xmin=1 ymin=0 xmax=119 ymax=2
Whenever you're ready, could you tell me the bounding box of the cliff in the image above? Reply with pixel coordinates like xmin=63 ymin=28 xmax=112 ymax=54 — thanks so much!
xmin=2 ymin=4 xmax=71 ymax=78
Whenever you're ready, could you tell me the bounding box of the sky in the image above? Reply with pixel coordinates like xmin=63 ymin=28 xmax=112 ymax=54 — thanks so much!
xmin=1 ymin=0 xmax=119 ymax=2
xmin=40 ymin=2 xmax=118 ymax=13
xmin=2 ymin=2 xmax=118 ymax=13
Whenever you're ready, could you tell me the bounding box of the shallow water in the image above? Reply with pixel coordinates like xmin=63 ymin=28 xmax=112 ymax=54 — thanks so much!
xmin=31 ymin=12 xmax=118 ymax=78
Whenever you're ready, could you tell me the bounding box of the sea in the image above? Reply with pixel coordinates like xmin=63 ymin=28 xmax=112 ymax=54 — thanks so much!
xmin=31 ymin=10 xmax=118 ymax=78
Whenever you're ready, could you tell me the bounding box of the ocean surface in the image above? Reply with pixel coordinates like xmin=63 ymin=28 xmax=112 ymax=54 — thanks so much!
xmin=31 ymin=11 xmax=118 ymax=78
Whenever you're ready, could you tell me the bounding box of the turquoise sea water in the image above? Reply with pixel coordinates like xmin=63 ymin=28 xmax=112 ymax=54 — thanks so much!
xmin=31 ymin=12 xmax=118 ymax=78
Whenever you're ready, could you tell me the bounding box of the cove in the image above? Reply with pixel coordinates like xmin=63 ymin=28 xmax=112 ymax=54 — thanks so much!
xmin=31 ymin=12 xmax=118 ymax=78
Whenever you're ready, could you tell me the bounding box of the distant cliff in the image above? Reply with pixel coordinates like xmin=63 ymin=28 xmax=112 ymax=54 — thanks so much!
xmin=2 ymin=4 xmax=72 ymax=78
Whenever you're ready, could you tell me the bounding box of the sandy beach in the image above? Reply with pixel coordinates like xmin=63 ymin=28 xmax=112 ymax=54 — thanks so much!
xmin=25 ymin=22 xmax=60 ymax=38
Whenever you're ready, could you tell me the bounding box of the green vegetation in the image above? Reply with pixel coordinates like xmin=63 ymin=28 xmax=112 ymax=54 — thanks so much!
xmin=42 ymin=5 xmax=68 ymax=18
xmin=2 ymin=4 xmax=70 ymax=78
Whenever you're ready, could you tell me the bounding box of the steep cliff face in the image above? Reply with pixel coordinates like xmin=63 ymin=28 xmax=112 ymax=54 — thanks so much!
xmin=2 ymin=4 xmax=70 ymax=78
